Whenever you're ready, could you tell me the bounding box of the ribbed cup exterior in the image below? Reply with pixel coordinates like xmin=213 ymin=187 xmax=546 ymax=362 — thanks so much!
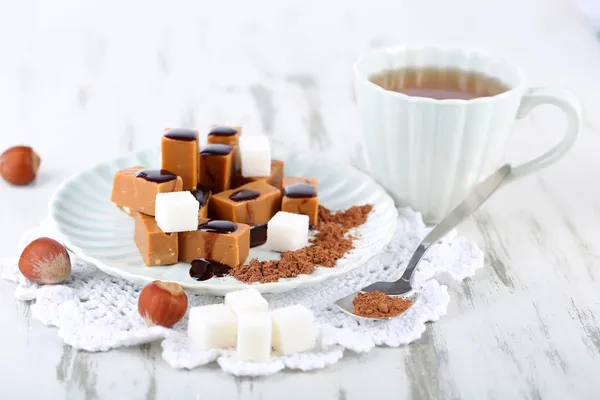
xmin=355 ymin=46 xmax=526 ymax=223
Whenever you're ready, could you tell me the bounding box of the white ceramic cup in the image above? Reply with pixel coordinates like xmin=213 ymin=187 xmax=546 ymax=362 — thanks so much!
xmin=354 ymin=46 xmax=581 ymax=223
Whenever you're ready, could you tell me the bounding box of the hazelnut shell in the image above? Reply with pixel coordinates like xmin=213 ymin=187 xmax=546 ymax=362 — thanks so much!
xmin=0 ymin=146 xmax=41 ymax=185
xmin=138 ymin=281 xmax=188 ymax=327
xmin=18 ymin=237 xmax=71 ymax=284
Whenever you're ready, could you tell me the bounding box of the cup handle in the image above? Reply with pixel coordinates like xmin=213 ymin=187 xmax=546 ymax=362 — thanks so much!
xmin=509 ymin=87 xmax=581 ymax=179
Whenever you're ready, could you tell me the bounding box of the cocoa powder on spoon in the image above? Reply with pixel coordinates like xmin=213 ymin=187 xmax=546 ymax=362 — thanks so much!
xmin=352 ymin=291 xmax=413 ymax=318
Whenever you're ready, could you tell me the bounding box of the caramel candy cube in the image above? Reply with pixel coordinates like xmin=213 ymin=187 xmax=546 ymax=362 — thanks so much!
xmin=281 ymin=177 xmax=319 ymax=225
xmin=209 ymin=181 xmax=281 ymax=226
xmin=110 ymin=167 xmax=183 ymax=216
xmin=161 ymin=128 xmax=200 ymax=191
xmin=199 ymin=144 xmax=234 ymax=193
xmin=178 ymin=220 xmax=250 ymax=268
xmin=190 ymin=184 xmax=211 ymax=220
xmin=199 ymin=207 xmax=208 ymax=220
xmin=207 ymin=125 xmax=241 ymax=147
xmin=207 ymin=125 xmax=242 ymax=171
xmin=232 ymin=159 xmax=284 ymax=190
xmin=134 ymin=212 xmax=178 ymax=266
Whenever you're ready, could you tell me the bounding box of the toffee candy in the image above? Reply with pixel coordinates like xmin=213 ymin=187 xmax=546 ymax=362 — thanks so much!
xmin=199 ymin=144 xmax=234 ymax=193
xmin=237 ymin=312 xmax=272 ymax=362
xmin=207 ymin=125 xmax=241 ymax=147
xmin=266 ymin=211 xmax=309 ymax=252
xmin=225 ymin=288 xmax=268 ymax=316
xmin=271 ymin=305 xmax=316 ymax=355
xmin=190 ymin=184 xmax=211 ymax=220
xmin=208 ymin=125 xmax=242 ymax=171
xmin=178 ymin=219 xmax=250 ymax=267
xmin=161 ymin=128 xmax=200 ymax=191
xmin=110 ymin=166 xmax=183 ymax=216
xmin=209 ymin=181 xmax=281 ymax=226
xmin=239 ymin=135 xmax=271 ymax=177
xmin=232 ymin=159 xmax=284 ymax=190
xmin=155 ymin=191 xmax=199 ymax=233
xmin=188 ymin=304 xmax=237 ymax=350
xmin=134 ymin=212 xmax=178 ymax=266
xmin=281 ymin=177 xmax=319 ymax=225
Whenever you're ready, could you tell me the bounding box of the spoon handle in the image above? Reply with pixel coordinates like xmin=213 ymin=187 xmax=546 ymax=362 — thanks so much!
xmin=398 ymin=164 xmax=513 ymax=284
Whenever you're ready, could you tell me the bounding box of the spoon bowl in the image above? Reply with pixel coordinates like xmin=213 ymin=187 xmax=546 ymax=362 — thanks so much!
xmin=334 ymin=291 xmax=420 ymax=321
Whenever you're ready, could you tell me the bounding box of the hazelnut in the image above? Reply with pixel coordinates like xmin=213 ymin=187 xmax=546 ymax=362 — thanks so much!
xmin=19 ymin=237 xmax=71 ymax=284
xmin=0 ymin=146 xmax=41 ymax=185
xmin=138 ymin=281 xmax=188 ymax=327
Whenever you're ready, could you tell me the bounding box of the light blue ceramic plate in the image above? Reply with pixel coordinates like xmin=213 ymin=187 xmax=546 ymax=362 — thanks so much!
xmin=48 ymin=147 xmax=397 ymax=295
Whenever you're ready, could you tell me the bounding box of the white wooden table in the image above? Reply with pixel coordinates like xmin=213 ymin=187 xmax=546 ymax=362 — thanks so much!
xmin=2 ymin=0 xmax=600 ymax=398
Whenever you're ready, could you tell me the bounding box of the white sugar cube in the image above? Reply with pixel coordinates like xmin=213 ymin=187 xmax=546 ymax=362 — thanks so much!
xmin=239 ymin=135 xmax=271 ymax=177
xmin=225 ymin=288 xmax=268 ymax=316
xmin=266 ymin=211 xmax=309 ymax=252
xmin=155 ymin=191 xmax=199 ymax=233
xmin=188 ymin=304 xmax=237 ymax=350
xmin=237 ymin=312 xmax=272 ymax=362
xmin=272 ymin=305 xmax=316 ymax=355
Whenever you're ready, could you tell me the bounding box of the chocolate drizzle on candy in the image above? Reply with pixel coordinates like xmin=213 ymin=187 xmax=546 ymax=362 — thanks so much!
xmin=164 ymin=128 xmax=197 ymax=142
xmin=250 ymin=224 xmax=268 ymax=248
xmin=190 ymin=185 xmax=211 ymax=207
xmin=189 ymin=258 xmax=232 ymax=281
xmin=200 ymin=144 xmax=233 ymax=156
xmin=229 ymin=189 xmax=260 ymax=202
xmin=135 ymin=169 xmax=177 ymax=183
xmin=283 ymin=183 xmax=317 ymax=198
xmin=198 ymin=220 xmax=237 ymax=234
xmin=209 ymin=126 xmax=238 ymax=137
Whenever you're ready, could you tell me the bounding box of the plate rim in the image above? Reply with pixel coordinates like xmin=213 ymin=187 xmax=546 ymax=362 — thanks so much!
xmin=47 ymin=146 xmax=398 ymax=295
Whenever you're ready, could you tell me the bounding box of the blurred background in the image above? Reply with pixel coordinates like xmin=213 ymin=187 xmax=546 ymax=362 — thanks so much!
xmin=575 ymin=0 xmax=600 ymax=32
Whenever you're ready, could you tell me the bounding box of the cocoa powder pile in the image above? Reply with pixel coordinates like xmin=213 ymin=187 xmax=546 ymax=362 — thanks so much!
xmin=232 ymin=204 xmax=373 ymax=283
xmin=352 ymin=291 xmax=413 ymax=318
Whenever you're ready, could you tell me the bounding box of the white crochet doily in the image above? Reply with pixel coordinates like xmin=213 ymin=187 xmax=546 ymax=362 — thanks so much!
xmin=0 ymin=208 xmax=483 ymax=377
